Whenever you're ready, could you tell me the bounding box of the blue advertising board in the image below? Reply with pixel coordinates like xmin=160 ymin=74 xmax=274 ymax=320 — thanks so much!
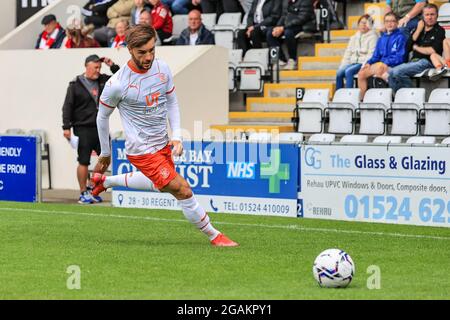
xmin=0 ymin=136 xmax=40 ymax=202
xmin=111 ymin=140 xmax=299 ymax=217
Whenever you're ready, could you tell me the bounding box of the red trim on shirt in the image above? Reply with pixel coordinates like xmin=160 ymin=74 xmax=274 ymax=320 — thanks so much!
xmin=100 ymin=100 xmax=115 ymax=109
xmin=127 ymin=60 xmax=148 ymax=74
xmin=166 ymin=86 xmax=175 ymax=94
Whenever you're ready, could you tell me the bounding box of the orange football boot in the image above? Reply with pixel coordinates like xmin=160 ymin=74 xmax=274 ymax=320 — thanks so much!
xmin=91 ymin=173 xmax=107 ymax=196
xmin=211 ymin=234 xmax=239 ymax=247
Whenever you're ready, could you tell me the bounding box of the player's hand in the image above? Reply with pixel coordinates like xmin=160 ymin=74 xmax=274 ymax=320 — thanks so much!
xmin=169 ymin=140 xmax=183 ymax=157
xmin=63 ymin=129 xmax=71 ymax=140
xmin=94 ymin=155 xmax=111 ymax=174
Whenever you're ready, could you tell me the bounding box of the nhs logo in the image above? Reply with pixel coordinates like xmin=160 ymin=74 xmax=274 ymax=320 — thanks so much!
xmin=226 ymin=162 xmax=256 ymax=179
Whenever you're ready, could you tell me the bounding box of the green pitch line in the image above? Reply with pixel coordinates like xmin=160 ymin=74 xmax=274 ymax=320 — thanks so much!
xmin=0 ymin=202 xmax=450 ymax=300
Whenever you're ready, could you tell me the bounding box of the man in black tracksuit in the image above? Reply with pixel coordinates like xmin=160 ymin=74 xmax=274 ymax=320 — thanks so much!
xmin=266 ymin=0 xmax=316 ymax=69
xmin=62 ymin=54 xmax=119 ymax=204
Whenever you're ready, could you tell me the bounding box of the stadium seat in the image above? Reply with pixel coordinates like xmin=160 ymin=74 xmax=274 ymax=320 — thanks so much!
xmin=228 ymin=49 xmax=243 ymax=92
xmin=202 ymin=13 xmax=217 ymax=31
xmin=406 ymin=136 xmax=436 ymax=144
xmin=236 ymin=48 xmax=269 ymax=92
xmin=212 ymin=13 xmax=242 ymax=49
xmin=438 ymin=3 xmax=450 ymax=37
xmin=172 ymin=15 xmax=189 ymax=41
xmin=278 ymin=132 xmax=304 ymax=143
xmin=295 ymin=89 xmax=330 ymax=134
xmin=29 ymin=129 xmax=52 ymax=189
xmin=372 ymin=136 xmax=402 ymax=144
xmin=310 ymin=89 xmax=360 ymax=142
xmin=308 ymin=133 xmax=335 ymax=143
xmin=374 ymin=88 xmax=426 ymax=142
xmin=421 ymin=88 xmax=450 ymax=137
xmin=341 ymin=88 xmax=392 ymax=143
xmin=441 ymin=136 xmax=450 ymax=145
xmin=248 ymin=132 xmax=272 ymax=142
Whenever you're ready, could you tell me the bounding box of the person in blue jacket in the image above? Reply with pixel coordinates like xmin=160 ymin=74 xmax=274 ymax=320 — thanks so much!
xmin=357 ymin=12 xmax=407 ymax=100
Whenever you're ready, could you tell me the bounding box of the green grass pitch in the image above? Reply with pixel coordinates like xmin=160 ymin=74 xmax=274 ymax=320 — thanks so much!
xmin=1 ymin=201 xmax=450 ymax=299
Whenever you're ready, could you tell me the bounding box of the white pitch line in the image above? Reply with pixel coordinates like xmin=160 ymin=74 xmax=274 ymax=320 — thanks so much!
xmin=1 ymin=207 xmax=450 ymax=241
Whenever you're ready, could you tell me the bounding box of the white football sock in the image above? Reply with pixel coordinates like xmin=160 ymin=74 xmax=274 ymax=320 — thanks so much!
xmin=178 ymin=195 xmax=220 ymax=240
xmin=104 ymin=172 xmax=159 ymax=192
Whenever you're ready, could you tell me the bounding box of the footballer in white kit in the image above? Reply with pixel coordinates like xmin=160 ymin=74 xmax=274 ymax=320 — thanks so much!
xmin=92 ymin=24 xmax=238 ymax=247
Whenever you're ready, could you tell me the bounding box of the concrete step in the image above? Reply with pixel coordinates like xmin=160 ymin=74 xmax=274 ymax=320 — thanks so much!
xmin=246 ymin=97 xmax=296 ymax=112
xmin=298 ymin=56 xmax=342 ymax=71
xmin=280 ymin=69 xmax=336 ymax=82
xmin=263 ymin=82 xmax=335 ymax=98
xmin=315 ymin=43 xmax=347 ymax=57
xmin=229 ymin=111 xmax=292 ymax=123
xmin=324 ymin=29 xmax=358 ymax=43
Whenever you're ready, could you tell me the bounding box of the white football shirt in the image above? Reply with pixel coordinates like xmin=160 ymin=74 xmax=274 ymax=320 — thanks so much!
xmin=100 ymin=58 xmax=176 ymax=156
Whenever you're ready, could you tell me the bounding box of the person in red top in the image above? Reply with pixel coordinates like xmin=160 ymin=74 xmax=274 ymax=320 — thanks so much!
xmin=149 ymin=0 xmax=173 ymax=44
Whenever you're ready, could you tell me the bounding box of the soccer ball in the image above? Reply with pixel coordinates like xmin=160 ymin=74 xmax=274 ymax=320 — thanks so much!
xmin=312 ymin=248 xmax=355 ymax=288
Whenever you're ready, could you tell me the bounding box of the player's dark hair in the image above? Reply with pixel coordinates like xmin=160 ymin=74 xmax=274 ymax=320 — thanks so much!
xmin=126 ymin=24 xmax=157 ymax=49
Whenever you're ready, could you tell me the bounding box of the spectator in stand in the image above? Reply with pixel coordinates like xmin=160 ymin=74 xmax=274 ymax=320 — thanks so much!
xmin=131 ymin=0 xmax=151 ymax=26
xmin=82 ymin=0 xmax=118 ymax=29
xmin=139 ymin=8 xmax=153 ymax=25
xmin=93 ymin=0 xmax=134 ymax=47
xmin=162 ymin=0 xmax=190 ymax=15
xmin=149 ymin=0 xmax=173 ymax=44
xmin=35 ymin=14 xmax=66 ymax=49
xmin=110 ymin=19 xmax=129 ymax=47
xmin=177 ymin=9 xmax=214 ymax=45
xmin=236 ymin=0 xmax=282 ymax=55
xmin=266 ymin=0 xmax=316 ymax=70
xmin=62 ymin=21 xmax=100 ymax=49
xmin=336 ymin=14 xmax=378 ymax=90
xmin=389 ymin=4 xmax=445 ymax=90
xmin=357 ymin=12 xmax=407 ymax=100
xmin=385 ymin=0 xmax=426 ymax=36
xmin=191 ymin=0 xmax=243 ymax=14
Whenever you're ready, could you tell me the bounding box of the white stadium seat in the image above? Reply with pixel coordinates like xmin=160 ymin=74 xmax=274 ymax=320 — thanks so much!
xmin=374 ymin=88 xmax=425 ymax=142
xmin=228 ymin=49 xmax=243 ymax=92
xmin=307 ymin=89 xmax=359 ymax=143
xmin=202 ymin=13 xmax=217 ymax=31
xmin=438 ymin=3 xmax=450 ymax=37
xmin=278 ymin=132 xmax=304 ymax=143
xmin=327 ymin=88 xmax=360 ymax=134
xmin=421 ymin=88 xmax=450 ymax=137
xmin=297 ymin=89 xmax=330 ymax=134
xmin=236 ymin=48 xmax=269 ymax=92
xmin=341 ymin=88 xmax=392 ymax=143
xmin=308 ymin=133 xmax=335 ymax=143
xmin=212 ymin=13 xmax=242 ymax=49
xmin=406 ymin=136 xmax=436 ymax=144
xmin=171 ymin=15 xmax=188 ymax=41
xmin=372 ymin=136 xmax=402 ymax=144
